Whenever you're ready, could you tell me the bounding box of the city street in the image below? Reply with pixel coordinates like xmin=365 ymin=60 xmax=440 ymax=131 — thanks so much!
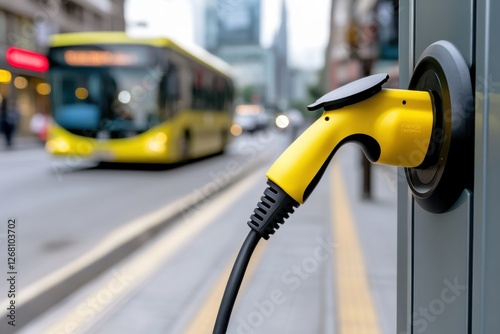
xmin=5 ymin=132 xmax=399 ymax=334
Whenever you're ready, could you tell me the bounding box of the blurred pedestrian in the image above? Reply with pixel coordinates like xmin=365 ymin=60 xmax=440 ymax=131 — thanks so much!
xmin=30 ymin=111 xmax=50 ymax=143
xmin=0 ymin=97 xmax=19 ymax=148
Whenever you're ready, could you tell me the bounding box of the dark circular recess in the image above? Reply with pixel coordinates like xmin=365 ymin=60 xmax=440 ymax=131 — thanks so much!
xmin=405 ymin=41 xmax=474 ymax=214
xmin=307 ymin=73 xmax=389 ymax=111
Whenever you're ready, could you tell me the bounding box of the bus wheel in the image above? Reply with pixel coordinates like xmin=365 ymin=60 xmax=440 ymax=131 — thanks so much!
xmin=219 ymin=130 xmax=228 ymax=154
xmin=179 ymin=132 xmax=191 ymax=162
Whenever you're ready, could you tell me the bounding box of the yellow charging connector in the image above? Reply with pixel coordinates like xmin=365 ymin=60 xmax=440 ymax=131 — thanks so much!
xmin=267 ymin=88 xmax=434 ymax=204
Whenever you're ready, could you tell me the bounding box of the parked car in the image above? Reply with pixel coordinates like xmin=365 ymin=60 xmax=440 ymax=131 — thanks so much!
xmin=231 ymin=104 xmax=270 ymax=135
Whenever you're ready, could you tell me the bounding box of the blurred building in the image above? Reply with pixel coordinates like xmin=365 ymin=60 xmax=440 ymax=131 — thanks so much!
xmin=203 ymin=0 xmax=260 ymax=54
xmin=0 ymin=0 xmax=125 ymax=136
xmin=273 ymin=2 xmax=289 ymax=110
xmin=198 ymin=0 xmax=289 ymax=109
xmin=216 ymin=45 xmax=276 ymax=105
xmin=324 ymin=0 xmax=399 ymax=90
xmin=289 ymin=68 xmax=320 ymax=103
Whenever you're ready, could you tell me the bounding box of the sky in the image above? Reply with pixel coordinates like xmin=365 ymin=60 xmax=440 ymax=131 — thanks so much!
xmin=125 ymin=0 xmax=331 ymax=70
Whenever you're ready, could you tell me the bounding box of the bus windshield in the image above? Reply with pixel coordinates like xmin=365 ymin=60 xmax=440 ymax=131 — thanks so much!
xmin=50 ymin=67 xmax=162 ymax=138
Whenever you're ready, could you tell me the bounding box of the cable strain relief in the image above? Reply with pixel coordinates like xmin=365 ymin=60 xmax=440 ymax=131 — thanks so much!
xmin=247 ymin=180 xmax=299 ymax=240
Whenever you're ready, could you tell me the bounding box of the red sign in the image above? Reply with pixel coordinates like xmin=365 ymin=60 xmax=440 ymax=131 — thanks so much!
xmin=6 ymin=47 xmax=49 ymax=72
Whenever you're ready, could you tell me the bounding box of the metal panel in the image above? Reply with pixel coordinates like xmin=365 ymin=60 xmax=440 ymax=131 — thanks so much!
xmin=413 ymin=192 xmax=472 ymax=334
xmin=397 ymin=2 xmax=413 ymax=333
xmin=415 ymin=0 xmax=475 ymax=65
xmin=399 ymin=0 xmax=475 ymax=333
xmin=473 ymin=1 xmax=500 ymax=333
xmin=396 ymin=170 xmax=413 ymax=334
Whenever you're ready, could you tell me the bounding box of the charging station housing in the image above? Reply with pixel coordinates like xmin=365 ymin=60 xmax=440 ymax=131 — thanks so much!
xmin=398 ymin=1 xmax=499 ymax=333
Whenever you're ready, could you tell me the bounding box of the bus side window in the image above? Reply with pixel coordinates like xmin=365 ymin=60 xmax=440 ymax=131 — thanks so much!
xmin=166 ymin=67 xmax=179 ymax=100
xmin=214 ymin=76 xmax=226 ymax=111
xmin=225 ymin=81 xmax=234 ymax=111
xmin=205 ymin=71 xmax=215 ymax=110
xmin=192 ymin=66 xmax=204 ymax=110
xmin=161 ymin=64 xmax=180 ymax=119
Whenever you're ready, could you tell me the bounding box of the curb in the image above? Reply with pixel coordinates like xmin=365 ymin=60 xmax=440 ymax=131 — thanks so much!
xmin=0 ymin=152 xmax=273 ymax=332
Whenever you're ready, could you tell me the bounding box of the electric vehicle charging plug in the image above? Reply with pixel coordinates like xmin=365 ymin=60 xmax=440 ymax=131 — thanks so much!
xmin=247 ymin=180 xmax=299 ymax=240
xmin=213 ymin=73 xmax=436 ymax=333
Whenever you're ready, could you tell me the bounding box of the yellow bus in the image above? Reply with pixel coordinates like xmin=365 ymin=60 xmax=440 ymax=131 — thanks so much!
xmin=46 ymin=32 xmax=234 ymax=163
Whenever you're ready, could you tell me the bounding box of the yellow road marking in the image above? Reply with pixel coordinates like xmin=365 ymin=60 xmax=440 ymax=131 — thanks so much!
xmin=184 ymin=239 xmax=267 ymax=334
xmin=331 ymin=162 xmax=381 ymax=334
xmin=40 ymin=169 xmax=264 ymax=334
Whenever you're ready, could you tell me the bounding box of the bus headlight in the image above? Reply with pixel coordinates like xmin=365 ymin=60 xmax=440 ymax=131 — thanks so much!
xmin=230 ymin=124 xmax=243 ymax=136
xmin=147 ymin=133 xmax=168 ymax=153
xmin=46 ymin=139 xmax=70 ymax=153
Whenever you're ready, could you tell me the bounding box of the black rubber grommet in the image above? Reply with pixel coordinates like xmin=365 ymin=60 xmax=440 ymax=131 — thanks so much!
xmin=405 ymin=41 xmax=474 ymax=214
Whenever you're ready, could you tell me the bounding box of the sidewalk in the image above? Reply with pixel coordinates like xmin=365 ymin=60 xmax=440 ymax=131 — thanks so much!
xmin=334 ymin=145 xmax=398 ymax=334
xmin=0 ymin=135 xmax=44 ymax=152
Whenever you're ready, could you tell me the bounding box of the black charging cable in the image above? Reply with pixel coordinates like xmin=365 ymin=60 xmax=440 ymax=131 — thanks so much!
xmin=212 ymin=229 xmax=260 ymax=333
xmin=213 ymin=180 xmax=299 ymax=333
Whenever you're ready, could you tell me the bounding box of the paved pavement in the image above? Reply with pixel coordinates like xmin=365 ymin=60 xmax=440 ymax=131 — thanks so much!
xmin=335 ymin=146 xmax=398 ymax=334
xmin=0 ymin=135 xmax=44 ymax=152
